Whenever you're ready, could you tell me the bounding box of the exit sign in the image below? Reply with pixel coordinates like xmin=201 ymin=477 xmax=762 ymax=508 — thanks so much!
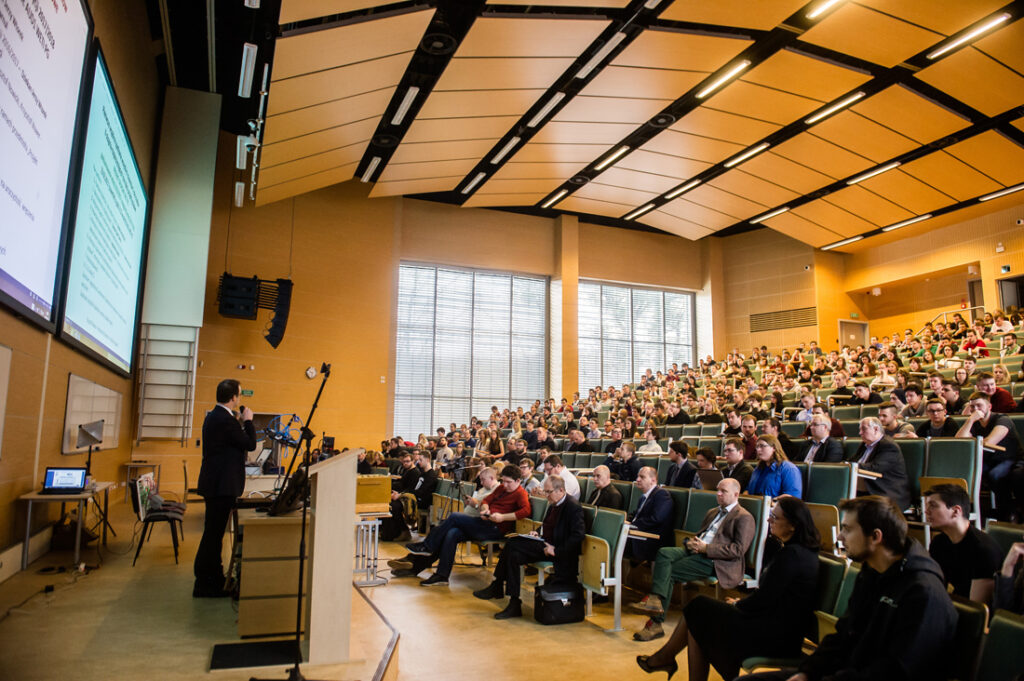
xmin=241 ymin=389 xmax=254 ymax=396
xmin=850 ymin=312 xmax=859 ymax=319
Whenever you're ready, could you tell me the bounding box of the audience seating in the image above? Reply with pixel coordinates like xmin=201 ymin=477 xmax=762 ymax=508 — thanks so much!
xmin=816 ymin=562 xmax=861 ymax=640
xmin=580 ymin=506 xmax=630 ymax=632
xmin=781 ymin=422 xmax=806 ymax=439
xmin=698 ymin=437 xmax=723 ymax=457
xmin=924 ymin=438 xmax=984 ymax=528
xmin=947 ymin=596 xmax=989 ymax=681
xmin=975 ymin=611 xmax=1024 ymax=681
xmin=683 ymin=424 xmax=702 ymax=437
xmin=896 ymin=438 xmax=927 ymax=501
xmin=129 ymin=474 xmax=184 ymax=567
xmin=806 ymin=502 xmax=841 ymax=554
xmin=804 ymin=463 xmax=856 ymax=508
xmin=984 ymin=520 xmax=1024 ymax=558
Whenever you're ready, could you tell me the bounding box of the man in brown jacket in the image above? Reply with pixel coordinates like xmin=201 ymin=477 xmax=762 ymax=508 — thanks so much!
xmin=631 ymin=477 xmax=755 ymax=641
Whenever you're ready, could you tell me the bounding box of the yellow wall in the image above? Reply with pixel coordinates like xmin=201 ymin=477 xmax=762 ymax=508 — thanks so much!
xmin=862 ymin=269 xmax=971 ymax=339
xmin=814 ymin=250 xmax=868 ymax=351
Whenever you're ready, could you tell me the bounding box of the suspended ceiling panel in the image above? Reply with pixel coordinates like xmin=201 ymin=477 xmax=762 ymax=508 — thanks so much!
xmin=257 ymin=163 xmax=361 ymax=207
xmin=615 ymin=150 xmax=712 ymax=181
xmin=558 ymin=195 xmax=636 ymax=219
xmin=684 ymin=184 xmax=766 ymax=221
xmin=388 ymin=139 xmax=497 ymax=165
xmin=266 ymin=53 xmax=409 ymax=116
xmin=704 ymin=81 xmax=821 ymax=126
xmin=636 ymin=211 xmax=715 ymax=241
xmin=772 ymin=133 xmax=874 ymax=180
xmin=434 ymin=58 xmax=575 ymax=90
xmin=612 ymin=30 xmax=751 ymax=71
xmin=740 ymin=152 xmax=835 ymax=194
xmin=261 ymin=118 xmax=377 ymax=168
xmin=854 ymin=0 xmax=1008 ymax=36
xmin=472 ymin=178 xmax=565 ymax=195
xmin=582 ymin=66 xmax=707 ymax=100
xmin=973 ymin=15 xmax=1024 ymax=74
xmin=659 ymin=0 xmax=806 ymax=31
xmin=740 ymin=49 xmax=871 ymax=102
xmin=810 ymin=111 xmax=920 ymax=164
xmin=490 ymin=162 xmax=590 ymax=180
xmin=849 ymin=85 xmax=968 ymax=145
xmin=279 ymin=0 xmax=384 ymax=24
xmin=916 ymin=47 xmax=1024 ymax=117
xmin=263 ymin=89 xmax=392 ymax=145
xmin=513 ymin=144 xmax=613 ymax=164
xmin=858 ymin=169 xmax=955 ymax=215
xmin=944 ymin=131 xmax=1024 ymax=187
xmin=553 ymin=95 xmax=674 ymax=125
xmin=640 ymin=129 xmax=744 ymax=165
xmin=597 ymin=167 xmax=680 ymax=195
xmin=708 ymin=169 xmax=801 ymax=208
xmin=370 ymin=176 xmax=466 ymax=198
xmin=462 ymin=192 xmax=549 ymax=208
xmin=900 ymin=152 xmax=1003 ymax=202
xmin=660 ymin=198 xmax=738 ymax=230
xmin=762 ymin=211 xmax=841 ymax=248
xmin=491 ymin=0 xmax=630 ymax=7
xmin=791 ymin=198 xmax=881 ymax=238
xmin=670 ymin=107 xmax=780 ymax=146
xmin=259 ymin=136 xmax=367 ymax=188
xmin=574 ymin=182 xmax=659 ymax=208
xmin=798 ymin=3 xmax=943 ymax=67
xmin=825 ymin=185 xmax=914 ymax=227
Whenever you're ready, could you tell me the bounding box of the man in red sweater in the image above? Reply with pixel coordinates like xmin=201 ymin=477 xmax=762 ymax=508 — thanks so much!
xmin=389 ymin=464 xmax=531 ymax=587
xmin=975 ymin=372 xmax=1018 ymax=413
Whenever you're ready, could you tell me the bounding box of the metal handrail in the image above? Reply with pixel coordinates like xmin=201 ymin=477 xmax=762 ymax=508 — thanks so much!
xmin=914 ymin=305 xmax=985 ymax=337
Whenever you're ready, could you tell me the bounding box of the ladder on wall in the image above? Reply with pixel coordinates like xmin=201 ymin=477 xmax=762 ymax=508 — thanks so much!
xmin=136 ymin=324 xmax=199 ymax=444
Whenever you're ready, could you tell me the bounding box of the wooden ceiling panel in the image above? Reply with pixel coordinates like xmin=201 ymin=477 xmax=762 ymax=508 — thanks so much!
xmin=772 ymin=133 xmax=873 ymax=179
xmin=671 ymin=107 xmax=780 ymax=146
xmin=636 ymin=211 xmax=715 ymax=241
xmin=491 ymin=0 xmax=629 ymax=7
xmin=859 ymin=169 xmax=955 ymax=214
xmin=615 ymin=150 xmax=713 ymax=181
xmin=575 ymin=182 xmax=659 ymax=208
xmin=273 ymin=9 xmax=433 ymax=80
xmin=456 ymin=17 xmax=608 ymax=58
xmin=1013 ymin=119 xmax=1024 ymax=134
xmin=279 ymin=0 xmax=383 ymax=24
xmin=370 ymin=176 xmax=464 ymax=198
xmin=261 ymin=118 xmax=377 ymax=168
xmin=491 ymin=162 xmax=587 ymax=180
xmin=811 ymin=111 xmax=919 ymax=163
xmin=388 ymin=139 xmax=497 ymax=165
xmin=640 ymin=130 xmax=743 ymax=164
xmin=659 ymin=0 xmax=806 ymax=31
xmin=741 ymin=152 xmax=834 ymax=194
xmin=685 ymin=183 xmax=767 ymax=220
xmin=377 ymin=158 xmax=480 ymax=183
xmin=854 ymin=0 xmax=1007 ymax=36
xmin=418 ymin=89 xmax=545 ymax=119
xmin=267 ymin=54 xmax=408 ymax=116
xmin=799 ymin=3 xmax=942 ymax=67
xmin=598 ymin=167 xmax=680 ymax=194
xmin=510 ymin=143 xmax=612 ymax=164
xmin=850 ymin=84 xmax=968 ymax=145
xmin=741 ymin=49 xmax=872 ymax=102
xmin=402 ymin=116 xmax=517 ymax=143
xmin=263 ymin=88 xmax=393 ymax=145
xmin=708 ymin=169 xmax=801 ymax=208
xmin=476 ymin=178 xmax=565 ymax=195
xmin=530 ymin=121 xmax=639 ymax=145
xmin=901 ymin=151 xmax=1003 ymax=201
xmin=554 ymin=95 xmax=673 ymax=125
xmin=824 ymin=185 xmax=915 ymax=227
xmin=659 ymin=198 xmax=737 ymax=230
xmin=557 ymin=195 xmax=635 ymax=219
xmin=762 ymin=211 xmax=841 ymax=248
xmin=791 ymin=198 xmax=880 ymax=237
xmin=704 ymin=81 xmax=821 ymax=125
xmin=582 ymin=66 xmax=707 ymax=100
xmin=259 ymin=144 xmax=364 ymax=188
xmin=916 ymin=47 xmax=1024 ymax=118
xmin=974 ymin=18 xmax=1024 ymax=75
xmin=256 ymin=163 xmax=359 ymax=207
xmin=436 ymin=58 xmax=575 ymax=91
xmin=613 ymin=30 xmax=751 ymax=72
xmin=944 ymin=131 xmax=1024 ymax=187
xmin=462 ymin=192 xmax=548 ymax=208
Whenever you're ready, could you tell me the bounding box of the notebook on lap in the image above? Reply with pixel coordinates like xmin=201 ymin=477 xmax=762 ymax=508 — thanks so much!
xmin=40 ymin=467 xmax=88 ymax=495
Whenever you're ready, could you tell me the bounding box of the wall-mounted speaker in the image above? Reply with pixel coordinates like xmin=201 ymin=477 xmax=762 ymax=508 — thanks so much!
xmin=218 ymin=273 xmax=259 ymax=319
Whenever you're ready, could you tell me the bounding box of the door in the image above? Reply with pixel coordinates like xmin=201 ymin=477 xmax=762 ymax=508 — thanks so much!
xmin=838 ymin=320 xmax=868 ymax=348
xmin=998 ymin=275 xmax=1024 ymax=311
xmin=968 ymin=279 xmax=984 ymax=319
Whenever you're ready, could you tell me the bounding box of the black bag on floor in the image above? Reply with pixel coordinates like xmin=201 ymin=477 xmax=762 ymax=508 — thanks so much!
xmin=533 ymin=582 xmax=585 ymax=625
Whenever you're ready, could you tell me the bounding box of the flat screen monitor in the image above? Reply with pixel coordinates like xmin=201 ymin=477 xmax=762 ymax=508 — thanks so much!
xmin=0 ymin=0 xmax=92 ymax=328
xmin=59 ymin=46 xmax=148 ymax=376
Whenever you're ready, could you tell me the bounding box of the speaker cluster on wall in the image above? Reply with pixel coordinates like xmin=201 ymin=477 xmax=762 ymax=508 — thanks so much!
xmin=217 ymin=272 xmax=293 ymax=348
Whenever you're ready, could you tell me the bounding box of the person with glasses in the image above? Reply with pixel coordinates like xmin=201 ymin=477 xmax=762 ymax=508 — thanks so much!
xmin=747 ymin=435 xmax=803 ymax=499
xmin=797 ymin=415 xmax=844 ymax=463
xmin=517 ymin=458 xmax=542 ymax=495
xmin=915 ymin=398 xmax=959 ymax=438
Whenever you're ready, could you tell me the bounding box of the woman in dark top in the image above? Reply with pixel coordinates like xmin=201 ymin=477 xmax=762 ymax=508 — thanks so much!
xmin=637 ymin=496 xmax=820 ymax=681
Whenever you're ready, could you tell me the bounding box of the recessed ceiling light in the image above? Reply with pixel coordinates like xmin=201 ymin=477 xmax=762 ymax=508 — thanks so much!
xmin=979 ymin=182 xmax=1024 ymax=202
xmin=807 ymin=0 xmax=845 ymax=20
xmin=804 ymin=91 xmax=866 ymax=125
xmin=461 ymin=172 xmax=487 ymax=195
xmin=927 ymin=13 xmax=1011 ymax=60
xmin=541 ymin=189 xmax=569 ymax=209
xmin=490 ymin=136 xmax=521 ymax=165
xmin=882 ymin=213 xmax=932 ymax=232
xmin=723 ymin=142 xmax=769 ymax=168
xmin=665 ymin=179 xmax=700 ymax=200
xmin=360 ymin=156 xmax=381 ymax=183
xmin=696 ymin=60 xmax=750 ymax=100
xmin=623 ymin=203 xmax=656 ymax=220
xmin=847 ymin=161 xmax=900 ymax=185
xmin=749 ymin=206 xmax=789 ymax=224
xmin=821 ymin=235 xmax=863 ymax=251
xmin=594 ymin=145 xmax=631 ymax=171
xmin=527 ymin=92 xmax=566 ymax=128
xmin=575 ymin=32 xmax=627 ymax=80
xmin=391 ymin=86 xmax=420 ymax=126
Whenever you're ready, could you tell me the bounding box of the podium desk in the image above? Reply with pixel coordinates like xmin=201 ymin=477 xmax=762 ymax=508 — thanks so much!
xmin=20 ymin=482 xmax=113 ymax=569
xmin=235 ymin=509 xmax=308 ymax=638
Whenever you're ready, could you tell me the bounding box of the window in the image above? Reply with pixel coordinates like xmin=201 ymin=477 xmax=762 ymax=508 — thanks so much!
xmin=393 ymin=264 xmax=547 ymax=438
xmin=578 ymin=281 xmax=695 ymax=389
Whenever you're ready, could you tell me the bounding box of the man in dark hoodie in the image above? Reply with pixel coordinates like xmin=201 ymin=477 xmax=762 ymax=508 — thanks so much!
xmin=745 ymin=495 xmax=957 ymax=681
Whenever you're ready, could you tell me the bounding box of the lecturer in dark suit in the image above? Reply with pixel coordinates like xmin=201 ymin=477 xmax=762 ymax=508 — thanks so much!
xmin=848 ymin=417 xmax=911 ymax=511
xmin=797 ymin=416 xmax=845 ymax=462
xmin=193 ymin=379 xmax=256 ymax=597
xmin=473 ymin=474 xmax=585 ymax=619
xmin=626 ymin=467 xmax=674 ymax=562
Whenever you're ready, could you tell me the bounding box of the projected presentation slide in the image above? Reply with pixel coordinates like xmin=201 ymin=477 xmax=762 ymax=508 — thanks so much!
xmin=0 ymin=0 xmax=90 ymax=323
xmin=61 ymin=52 xmax=147 ymax=375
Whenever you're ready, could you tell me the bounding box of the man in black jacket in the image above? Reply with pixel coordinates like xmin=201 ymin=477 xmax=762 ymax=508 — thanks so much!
xmin=849 ymin=417 xmax=911 ymax=511
xmin=410 ymin=453 xmax=438 ymax=521
xmin=383 ymin=452 xmax=421 ymax=541
xmin=194 ymin=379 xmax=256 ymax=597
xmin=586 ymin=465 xmax=624 ymax=510
xmin=626 ymin=467 xmax=673 ymax=562
xmin=915 ymin=398 xmax=959 ymax=438
xmin=745 ymin=496 xmax=957 ymax=681
xmin=664 ymin=441 xmax=697 ymax=488
xmin=797 ymin=415 xmax=844 ymax=462
xmin=473 ymin=475 xmax=585 ymax=619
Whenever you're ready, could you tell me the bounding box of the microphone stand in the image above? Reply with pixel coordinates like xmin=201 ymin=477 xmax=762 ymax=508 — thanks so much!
xmin=252 ymin=363 xmax=331 ymax=681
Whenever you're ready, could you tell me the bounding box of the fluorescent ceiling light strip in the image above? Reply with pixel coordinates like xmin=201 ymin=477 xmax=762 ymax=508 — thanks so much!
xmin=360 ymin=156 xmax=381 ymax=183
xmin=233 ymin=181 xmax=245 ymax=207
xmin=749 ymin=206 xmax=789 ymax=224
xmin=805 ymin=91 xmax=866 ymax=125
xmin=624 ymin=203 xmax=656 ymax=220
xmin=541 ymin=189 xmax=569 ymax=209
xmin=391 ymin=86 xmax=420 ymax=126
xmin=821 ymin=235 xmax=863 ymax=251
xmin=594 ymin=145 xmax=631 ymax=171
xmin=527 ymin=92 xmax=566 ymax=128
xmin=979 ymin=182 xmax=1024 ymax=202
xmin=665 ymin=179 xmax=700 ymax=200
xmin=238 ymin=43 xmax=257 ymax=97
xmin=846 ymin=161 xmax=900 ymax=185
xmin=575 ymin=32 xmax=627 ymax=80
xmin=927 ymin=13 xmax=1011 ymax=60
xmin=723 ymin=142 xmax=769 ymax=168
xmin=807 ymin=0 xmax=844 ymax=20
xmin=490 ymin=136 xmax=521 ymax=165
xmin=461 ymin=172 xmax=487 ymax=195
xmin=696 ymin=60 xmax=750 ymax=99
xmin=882 ymin=213 xmax=932 ymax=232
xmin=643 ymin=0 xmax=662 ymax=8
xmin=235 ymin=135 xmax=250 ymax=170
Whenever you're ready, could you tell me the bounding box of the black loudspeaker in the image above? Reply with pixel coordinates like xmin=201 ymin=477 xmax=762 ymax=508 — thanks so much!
xmin=264 ymin=278 xmax=292 ymax=349
xmin=218 ymin=273 xmax=259 ymax=319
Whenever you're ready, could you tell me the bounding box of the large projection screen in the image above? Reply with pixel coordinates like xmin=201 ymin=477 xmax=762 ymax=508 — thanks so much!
xmin=0 ymin=0 xmax=91 ymax=328
xmin=59 ymin=47 xmax=148 ymax=376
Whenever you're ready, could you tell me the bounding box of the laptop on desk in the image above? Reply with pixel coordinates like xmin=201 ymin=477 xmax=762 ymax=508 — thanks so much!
xmin=40 ymin=467 xmax=88 ymax=495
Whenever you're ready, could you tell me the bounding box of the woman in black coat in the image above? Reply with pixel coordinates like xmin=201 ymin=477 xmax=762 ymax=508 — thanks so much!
xmin=636 ymin=496 xmax=820 ymax=681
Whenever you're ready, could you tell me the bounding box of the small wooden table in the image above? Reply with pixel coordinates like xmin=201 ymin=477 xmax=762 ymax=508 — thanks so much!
xmin=20 ymin=482 xmax=113 ymax=569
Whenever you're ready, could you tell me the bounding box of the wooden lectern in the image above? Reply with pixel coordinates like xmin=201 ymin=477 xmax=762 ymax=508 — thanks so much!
xmin=304 ymin=448 xmax=360 ymax=665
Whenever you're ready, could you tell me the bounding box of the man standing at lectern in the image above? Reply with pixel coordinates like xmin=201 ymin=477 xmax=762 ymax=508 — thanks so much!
xmin=194 ymin=379 xmax=256 ymax=597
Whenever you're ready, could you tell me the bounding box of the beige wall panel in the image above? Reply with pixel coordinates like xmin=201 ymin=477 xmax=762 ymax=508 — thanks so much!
xmin=554 ymin=95 xmax=672 ymax=125
xmin=259 ymin=144 xmax=365 ymax=187
xmin=741 ymin=152 xmax=834 ymax=194
xmin=261 ymin=118 xmax=376 ymax=168
xmin=368 ymin=176 xmax=460 ymax=197
xmin=476 ymin=178 xmax=565 ymax=194
xmin=255 ymin=163 xmax=358 ymax=205
xmin=389 ymin=139 xmax=497 ymax=165
xmin=660 ymin=199 xmax=737 ymax=230
xmin=530 ymin=121 xmax=639 ymax=145
xmin=863 ymin=269 xmax=970 ymax=339
xmin=685 ymin=183 xmax=767 ymax=220
xmin=856 ymin=0 xmax=1007 ymax=36
xmin=772 ymin=133 xmax=873 ymax=180
xmin=583 ymin=66 xmax=707 ymax=100
xmin=402 ymin=116 xmax=516 ymax=143
xmin=597 ymin=167 xmax=679 ymax=194
xmin=462 ymin=193 xmax=547 ymax=208
xmin=811 ymin=111 xmax=919 ymax=163
xmin=901 ymin=152 xmax=1003 ymax=202
xmin=280 ymin=0 xmax=387 ymax=23
xmin=671 ymin=107 xmax=780 ymax=146
xmin=491 ymin=162 xmax=588 ymax=180
xmin=791 ymin=199 xmax=881 ymax=237
xmin=418 ymin=89 xmax=545 ymax=119
xmin=742 ymin=49 xmax=872 ymax=102
xmin=850 ymin=85 xmax=967 ymax=145
xmin=377 ymin=158 xmax=479 ymax=183
xmin=641 ymin=130 xmax=743 ymax=164
xmin=557 ymin=195 xmax=634 ymax=218
xmin=859 ymin=169 xmax=955 ymax=214
xmin=705 ymin=81 xmax=820 ymax=125
xmin=613 ymin=30 xmax=751 ymax=71
xmin=944 ymin=131 xmax=1024 ymax=187
xmin=273 ymin=10 xmax=433 ymax=80
xmin=263 ymin=88 xmax=393 ymax=144
xmin=267 ymin=56 xmax=409 ymax=116
xmin=799 ymin=4 xmax=941 ymax=67
xmin=616 ymin=150 xmax=712 ymax=180
xmin=660 ymin=0 xmax=806 ymax=30
xmin=762 ymin=212 xmax=842 ymax=247
xmin=824 ymin=185 xmax=915 ymax=226
xmin=708 ymin=169 xmax=800 ymax=208
xmin=577 ymin=222 xmax=705 ymax=289
xmin=435 ymin=57 xmax=574 ymax=90
xmin=974 ymin=20 xmax=1024 ymax=74
xmin=511 ymin=143 xmax=612 ymax=164
xmin=574 ymin=182 xmax=659 ymax=208
xmin=636 ymin=211 xmax=713 ymax=241
xmin=916 ymin=48 xmax=1024 ymax=117
xmin=456 ymin=17 xmax=608 ymax=58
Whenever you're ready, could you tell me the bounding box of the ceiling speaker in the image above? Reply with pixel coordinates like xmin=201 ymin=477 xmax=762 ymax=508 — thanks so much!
xmin=569 ymin=175 xmax=589 ymax=186
xmin=421 ymin=32 xmax=457 ymax=55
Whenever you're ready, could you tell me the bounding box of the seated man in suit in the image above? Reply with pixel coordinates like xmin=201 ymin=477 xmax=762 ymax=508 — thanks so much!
xmin=798 ymin=414 xmax=845 ymax=462
xmin=664 ymin=441 xmax=697 ymax=488
xmin=720 ymin=439 xmax=754 ymax=491
xmin=473 ymin=475 xmax=585 ymax=619
xmin=625 ymin=466 xmax=674 ymax=565
xmin=848 ymin=417 xmax=911 ymax=511
xmin=604 ymin=441 xmax=642 ymax=482
xmin=586 ymin=465 xmax=624 ymax=509
xmin=566 ymin=428 xmax=594 ymax=452
xmin=632 ymin=478 xmax=755 ymax=641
